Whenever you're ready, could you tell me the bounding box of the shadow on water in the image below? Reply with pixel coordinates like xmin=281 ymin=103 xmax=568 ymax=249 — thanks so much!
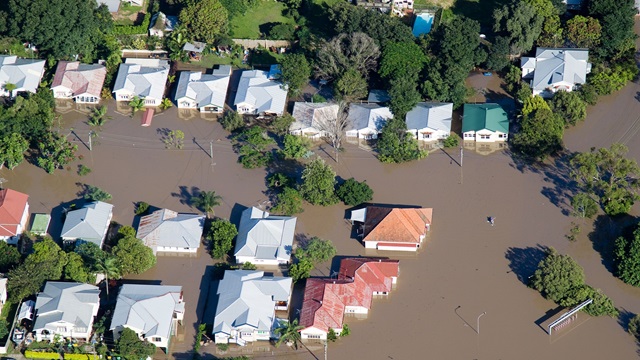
xmin=618 ymin=308 xmax=636 ymax=333
xmin=49 ymin=198 xmax=86 ymax=241
xmin=588 ymin=214 xmax=639 ymax=275
xmin=171 ymin=185 xmax=202 ymax=208
xmin=504 ymin=245 xmax=548 ymax=286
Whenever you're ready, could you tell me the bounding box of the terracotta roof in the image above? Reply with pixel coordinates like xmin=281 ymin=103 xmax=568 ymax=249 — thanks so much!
xmin=338 ymin=258 xmax=399 ymax=293
xmin=362 ymin=207 xmax=432 ymax=244
xmin=0 ymin=189 xmax=28 ymax=237
xmin=299 ymin=278 xmax=347 ymax=332
xmin=51 ymin=61 xmax=106 ymax=98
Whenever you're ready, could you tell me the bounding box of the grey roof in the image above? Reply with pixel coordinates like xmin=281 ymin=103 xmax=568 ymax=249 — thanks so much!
xmin=136 ymin=208 xmax=204 ymax=252
xmin=60 ymin=201 xmax=113 ymax=247
xmin=182 ymin=42 xmax=206 ymax=53
xmin=174 ymin=69 xmax=231 ymax=109
xmin=0 ymin=55 xmax=45 ymax=97
xmin=405 ymin=102 xmax=453 ymax=133
xmin=527 ymin=48 xmax=590 ymax=91
xmin=234 ymin=207 xmax=296 ymax=262
xmin=33 ymin=282 xmax=99 ymax=333
xmin=346 ymin=103 xmax=393 ymax=132
xmin=234 ymin=70 xmax=287 ymax=115
xmin=110 ymin=284 xmax=183 ymax=340
xmin=212 ymin=270 xmax=292 ymax=335
xmin=98 ymin=0 xmax=120 ymax=12
xmin=113 ymin=58 xmax=170 ymax=100
xmin=290 ymin=102 xmax=339 ymax=132
xmin=367 ymin=89 xmax=390 ymax=103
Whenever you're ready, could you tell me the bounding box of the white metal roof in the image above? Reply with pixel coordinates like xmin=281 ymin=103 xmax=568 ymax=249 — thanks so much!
xmin=174 ymin=69 xmax=231 ymax=109
xmin=405 ymin=102 xmax=453 ymax=133
xmin=136 ymin=208 xmax=204 ymax=252
xmin=60 ymin=201 xmax=113 ymax=247
xmin=234 ymin=207 xmax=296 ymax=262
xmin=0 ymin=55 xmax=45 ymax=97
xmin=234 ymin=70 xmax=287 ymax=115
xmin=528 ymin=48 xmax=590 ymax=91
xmin=290 ymin=102 xmax=339 ymax=132
xmin=33 ymin=282 xmax=99 ymax=333
xmin=346 ymin=103 xmax=393 ymax=133
xmin=113 ymin=58 xmax=169 ymax=100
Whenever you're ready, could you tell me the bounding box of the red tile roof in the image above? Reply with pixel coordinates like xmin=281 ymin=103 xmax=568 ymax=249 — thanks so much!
xmin=51 ymin=61 xmax=106 ymax=98
xmin=363 ymin=207 xmax=432 ymax=244
xmin=0 ymin=189 xmax=28 ymax=237
xmin=299 ymin=258 xmax=400 ymax=333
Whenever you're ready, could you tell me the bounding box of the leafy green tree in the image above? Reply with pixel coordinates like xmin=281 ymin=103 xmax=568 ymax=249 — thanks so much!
xmin=570 ymin=143 xmax=640 ymax=216
xmin=0 ymin=133 xmax=28 ymax=170
xmin=128 ymin=96 xmax=145 ymax=116
xmin=0 ymin=91 xmax=55 ymax=144
xmin=566 ymin=16 xmax=602 ymax=49
xmin=116 ymin=328 xmax=157 ymax=360
xmin=272 ymin=187 xmax=304 ymax=216
xmin=179 ymin=0 xmax=229 ymax=43
xmin=537 ymin=14 xmax=563 ymax=48
xmin=268 ymin=173 xmax=295 ymax=189
xmin=220 ymin=0 xmax=255 ymax=18
xmin=113 ymin=230 xmax=156 ymax=276
xmin=328 ymin=2 xmax=413 ymax=46
xmin=549 ymin=91 xmax=587 ymax=126
xmin=274 ymin=319 xmax=303 ymax=348
xmin=570 ymin=193 xmax=599 ymax=219
xmin=588 ymin=61 xmax=638 ymax=96
xmin=88 ymin=106 xmax=111 ymax=128
xmin=296 ymin=237 xmax=336 ymax=264
xmin=36 ymin=132 xmax=77 ymax=174
xmin=271 ymin=114 xmax=295 ymax=137
xmin=340 ymin=323 xmax=351 ymax=336
xmin=159 ymin=98 xmax=173 ymax=110
xmin=76 ymin=242 xmax=107 ymax=268
xmin=28 ymin=237 xmax=67 ymax=281
xmin=241 ymin=262 xmax=257 ymax=270
xmin=84 ymin=185 xmax=112 ymax=202
xmin=504 ymin=65 xmax=523 ymax=94
xmin=588 ymin=0 xmax=636 ymax=60
xmin=0 ymin=319 xmax=9 ymax=340
xmin=521 ymin=95 xmax=550 ymax=117
xmin=493 ymin=2 xmax=544 ymax=55
xmin=614 ymin=226 xmax=640 ymax=287
xmin=485 ymin=36 xmax=510 ymax=72
xmin=288 ymin=258 xmax=314 ymax=283
xmin=336 ymin=178 xmax=373 ymax=206
xmin=379 ymin=41 xmax=426 ymax=82
xmin=135 ymin=201 xmax=150 ymax=216
xmin=314 ymin=32 xmax=380 ymax=81
xmin=334 ymin=69 xmax=368 ymax=101
xmin=64 ymin=252 xmax=96 ymax=284
xmin=578 ymin=84 xmax=598 ymax=105
xmin=629 ymin=315 xmax=640 ymax=340
xmin=233 ymin=126 xmax=275 ymax=168
xmin=279 ymin=53 xmax=311 ymax=95
xmin=220 ymin=111 xmax=244 ymax=132
xmin=0 ymin=241 xmax=20 ymax=272
xmin=570 ymin=285 xmax=618 ymax=317
xmin=388 ymin=77 xmax=421 ymax=119
xmin=299 ymin=158 xmax=338 ymax=206
xmin=8 ymin=261 xmax=47 ymax=302
xmin=512 ymin=108 xmax=564 ymax=160
xmin=530 ymin=247 xmax=585 ymax=306
xmin=208 ymin=219 xmax=238 ymax=259
xmin=280 ymin=134 xmax=311 ymax=160
xmin=442 ymin=134 xmax=460 ymax=148
xmin=377 ymin=118 xmax=427 ymax=163
xmin=191 ymin=190 xmax=222 ymax=218
xmin=94 ymin=256 xmax=120 ymax=296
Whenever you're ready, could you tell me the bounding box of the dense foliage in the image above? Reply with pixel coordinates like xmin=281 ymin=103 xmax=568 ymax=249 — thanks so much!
xmin=299 ymin=158 xmax=338 ymax=206
xmin=116 ymin=328 xmax=156 ymax=360
xmin=377 ymin=118 xmax=426 ymax=163
xmin=336 ymin=178 xmax=373 ymax=206
xmin=614 ymin=225 xmax=640 ymax=287
xmin=112 ymin=226 xmax=157 ymax=276
xmin=208 ymin=219 xmax=238 ymax=259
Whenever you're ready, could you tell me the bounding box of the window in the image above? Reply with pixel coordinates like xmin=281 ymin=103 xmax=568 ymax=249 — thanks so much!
xmin=464 ymin=133 xmax=474 ymax=138
xmin=498 ymin=134 xmax=507 ymax=139
xmin=152 ymin=337 xmax=162 ymax=342
xmin=307 ymin=334 xmax=321 ymax=339
xmin=241 ymin=332 xmax=253 ymax=337
xmin=480 ymin=135 xmax=490 ymax=140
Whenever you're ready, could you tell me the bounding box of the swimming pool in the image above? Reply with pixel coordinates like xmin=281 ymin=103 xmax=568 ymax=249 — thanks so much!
xmin=412 ymin=12 xmax=434 ymax=37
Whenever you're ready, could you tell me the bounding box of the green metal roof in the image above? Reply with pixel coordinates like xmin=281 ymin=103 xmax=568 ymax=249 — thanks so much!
xmin=462 ymin=103 xmax=509 ymax=134
xmin=30 ymin=213 xmax=51 ymax=235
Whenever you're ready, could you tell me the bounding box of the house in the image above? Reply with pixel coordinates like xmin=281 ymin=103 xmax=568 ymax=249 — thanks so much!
xmin=350 ymin=206 xmax=433 ymax=251
xmin=405 ymin=102 xmax=453 ymax=141
xmin=51 ymin=61 xmax=107 ymax=104
xmin=136 ymin=208 xmax=205 ymax=254
xmin=290 ymin=102 xmax=340 ymax=139
xmin=60 ymin=201 xmax=114 ymax=248
xmin=346 ymin=104 xmax=393 ymax=139
xmin=110 ymin=284 xmax=185 ymax=352
xmin=212 ymin=270 xmax=292 ymax=345
xmin=0 ymin=189 xmax=29 ymax=244
xmin=521 ymin=48 xmax=591 ymax=98
xmin=299 ymin=258 xmax=400 ymax=340
xmin=174 ymin=66 xmax=232 ymax=113
xmin=234 ymin=207 xmax=296 ymax=265
xmin=0 ymin=55 xmax=46 ymax=98
xmin=33 ymin=282 xmax=100 ymax=342
xmin=113 ymin=58 xmax=170 ymax=107
xmin=234 ymin=70 xmax=287 ymax=116
xmin=148 ymin=12 xmax=178 ymax=38
xmin=461 ymin=103 xmax=509 ymax=142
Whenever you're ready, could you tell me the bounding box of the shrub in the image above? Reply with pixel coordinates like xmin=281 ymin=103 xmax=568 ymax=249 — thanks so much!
xmin=78 ymin=165 xmax=91 ymax=176
xmin=220 ymin=111 xmax=244 ymax=132
xmin=629 ymin=315 xmax=640 ymax=340
xmin=442 ymin=134 xmax=460 ymax=148
xmin=312 ymin=93 xmax=327 ymax=103
xmin=135 ymin=201 xmax=150 ymax=216
xmin=83 ymin=185 xmax=112 ymax=202
xmin=336 ymin=178 xmax=373 ymax=206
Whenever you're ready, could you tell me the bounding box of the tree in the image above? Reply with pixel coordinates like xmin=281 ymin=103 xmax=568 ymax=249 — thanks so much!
xmin=549 ymin=91 xmax=587 ymax=126
xmin=280 ymin=134 xmax=311 ymax=160
xmin=571 ymin=193 xmax=599 ymax=219
xmin=116 ymin=328 xmax=157 ymax=360
xmin=566 ymin=16 xmax=602 ymax=49
xmin=629 ymin=315 xmax=640 ymax=340
xmin=112 ymin=229 xmax=157 ymax=276
xmin=299 ymin=158 xmax=338 ymax=206
xmin=379 ymin=41 xmax=426 ymax=82
xmin=485 ymin=36 xmax=511 ymax=72
xmin=521 ymin=95 xmax=550 ymax=117
xmin=94 ymin=256 xmax=120 ymax=296
xmin=36 ymin=132 xmax=77 ymax=174
xmin=268 ymin=173 xmax=295 ymax=189
xmin=233 ymin=126 xmax=275 ymax=168
xmin=288 ymin=258 xmax=314 ymax=283
xmin=493 ymin=2 xmax=544 ymax=55
xmin=328 ymin=2 xmax=413 ymax=46
xmin=388 ymin=77 xmax=421 ymax=119
xmin=0 ymin=241 xmax=20 ymax=272
xmin=28 ymin=237 xmax=67 ymax=281
xmin=316 ymin=102 xmax=350 ymax=163
xmin=571 ymin=285 xmax=618 ymax=317
xmin=274 ymin=319 xmax=303 ymax=349
xmin=336 ymin=178 xmax=373 ymax=206
xmin=377 ymin=118 xmax=427 ymax=163
xmin=179 ymin=0 xmax=229 ymax=43
xmin=0 ymin=319 xmax=9 ymax=341
xmin=8 ymin=261 xmax=47 ymax=302
xmin=191 ymin=190 xmax=222 ymax=218
xmin=530 ymin=247 xmax=585 ymax=306
xmin=570 ymin=143 xmax=640 ymax=216
xmin=162 ymin=130 xmax=185 ymax=150
xmin=296 ymin=237 xmax=336 ymax=264
xmin=84 ymin=185 xmax=112 ymax=202
xmin=588 ymin=61 xmax=638 ymax=96
xmin=272 ymin=187 xmax=304 ymax=216
xmin=129 ymin=96 xmax=145 ymax=116
xmin=334 ymin=69 xmax=368 ymax=101
xmin=512 ymin=108 xmax=564 ymax=160
xmin=614 ymin=225 xmax=640 ymax=287
xmin=537 ymin=14 xmax=563 ymax=48
xmin=220 ymin=111 xmax=244 ymax=132
xmin=279 ymin=53 xmax=311 ymax=95
xmin=271 ymin=114 xmax=295 ymax=137
xmin=588 ymin=0 xmax=636 ymax=60
xmin=159 ymin=98 xmax=173 ymax=110
xmin=64 ymin=252 xmax=96 ymax=284
xmin=314 ymin=33 xmax=380 ymax=81
xmin=0 ymin=133 xmax=28 ymax=170
xmin=208 ymin=219 xmax=238 ymax=259
xmin=88 ymin=106 xmax=111 ymax=128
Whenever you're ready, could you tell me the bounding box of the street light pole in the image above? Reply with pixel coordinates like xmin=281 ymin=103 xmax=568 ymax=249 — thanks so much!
xmin=477 ymin=312 xmax=486 ymax=335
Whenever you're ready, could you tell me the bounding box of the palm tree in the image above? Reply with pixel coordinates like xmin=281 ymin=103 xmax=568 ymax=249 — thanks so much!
xmin=3 ymin=82 xmax=17 ymax=95
xmin=129 ymin=96 xmax=145 ymax=116
xmin=159 ymin=98 xmax=173 ymax=110
xmin=95 ymin=256 xmax=121 ymax=297
xmin=190 ymin=190 xmax=222 ymax=218
xmin=275 ymin=319 xmax=303 ymax=349
xmin=88 ymin=105 xmax=111 ymax=127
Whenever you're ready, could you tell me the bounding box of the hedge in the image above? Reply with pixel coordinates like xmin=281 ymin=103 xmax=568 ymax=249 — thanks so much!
xmin=112 ymin=12 xmax=151 ymax=35
xmin=25 ymin=351 xmax=99 ymax=360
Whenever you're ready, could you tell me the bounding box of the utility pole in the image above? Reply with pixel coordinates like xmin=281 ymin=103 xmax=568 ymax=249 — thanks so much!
xmin=210 ymin=140 xmax=214 ymax=164
xmin=460 ymin=146 xmax=463 ymax=184
xmin=324 ymin=340 xmax=328 ymax=360
xmin=88 ymin=131 xmax=93 ymax=151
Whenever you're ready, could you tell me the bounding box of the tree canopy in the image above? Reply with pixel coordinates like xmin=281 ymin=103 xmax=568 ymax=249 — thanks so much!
xmin=314 ymin=32 xmax=380 ymax=81
xmin=336 ymin=178 xmax=373 ymax=206
xmin=179 ymin=0 xmax=229 ymax=43
xmin=0 ymin=241 xmax=20 ymax=272
xmin=279 ymin=53 xmax=311 ymax=95
xmin=549 ymin=90 xmax=587 ymax=127
xmin=379 ymin=41 xmax=426 ymax=82
xmin=116 ymin=328 xmax=157 ymax=360
xmin=493 ymin=2 xmax=543 ymax=56
xmin=512 ymin=108 xmax=564 ymax=160
xmin=296 ymin=237 xmax=337 ymax=264
xmin=614 ymin=225 xmax=640 ymax=287
xmin=377 ymin=118 xmax=426 ymax=163
xmin=208 ymin=219 xmax=238 ymax=259
xmin=112 ymin=227 xmax=157 ymax=276
xmin=299 ymin=158 xmax=338 ymax=206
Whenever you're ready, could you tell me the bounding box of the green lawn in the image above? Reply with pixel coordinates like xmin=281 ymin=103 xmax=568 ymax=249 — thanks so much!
xmin=229 ymin=0 xmax=296 ymax=39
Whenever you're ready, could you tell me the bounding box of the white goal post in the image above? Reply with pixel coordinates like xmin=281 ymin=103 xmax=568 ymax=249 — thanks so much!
xmin=548 ymin=299 xmax=593 ymax=335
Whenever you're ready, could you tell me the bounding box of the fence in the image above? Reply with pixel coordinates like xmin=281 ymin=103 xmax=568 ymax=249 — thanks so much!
xmin=231 ymin=39 xmax=293 ymax=49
